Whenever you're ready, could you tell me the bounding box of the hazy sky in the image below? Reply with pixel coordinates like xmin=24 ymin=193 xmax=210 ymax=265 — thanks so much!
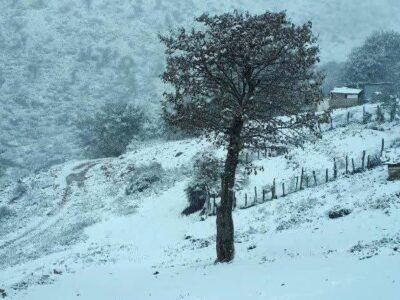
xmin=249 ymin=0 xmax=400 ymax=62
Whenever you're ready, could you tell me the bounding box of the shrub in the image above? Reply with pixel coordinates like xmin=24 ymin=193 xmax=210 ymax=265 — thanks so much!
xmin=368 ymin=154 xmax=383 ymax=169
xmin=376 ymin=105 xmax=385 ymax=123
xmin=161 ymin=118 xmax=200 ymax=141
xmin=125 ymin=163 xmax=164 ymax=195
xmin=363 ymin=110 xmax=372 ymax=124
xmin=182 ymin=151 xmax=223 ymax=215
xmin=381 ymin=96 xmax=399 ymax=122
xmin=0 ymin=206 xmax=15 ymax=220
xmin=77 ymin=102 xmax=146 ymax=158
xmin=191 ymin=151 xmax=223 ymax=193
xmin=182 ymin=183 xmax=209 ymax=216
xmin=371 ymin=91 xmax=392 ymax=104
xmin=328 ymin=207 xmax=352 ymax=219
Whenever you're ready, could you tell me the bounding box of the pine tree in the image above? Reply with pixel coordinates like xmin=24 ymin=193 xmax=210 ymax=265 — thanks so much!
xmin=160 ymin=11 xmax=322 ymax=262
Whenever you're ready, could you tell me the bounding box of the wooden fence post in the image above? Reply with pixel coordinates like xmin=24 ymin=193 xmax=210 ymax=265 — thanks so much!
xmin=272 ymin=179 xmax=277 ymax=199
xmin=326 ymin=168 xmax=329 ymax=183
xmin=245 ymin=153 xmax=249 ymax=164
xmin=345 ymin=155 xmax=349 ymax=174
xmin=262 ymin=189 xmax=266 ymax=202
xmin=347 ymin=111 xmax=350 ymax=124
xmin=367 ymin=155 xmax=371 ymax=169
xmin=300 ymin=168 xmax=304 ymax=190
xmin=244 ymin=193 xmax=248 ymax=208
xmin=333 ymin=158 xmax=338 ymax=179
xmin=381 ymin=138 xmax=385 ymax=156
xmin=361 ymin=150 xmax=366 ymax=170
xmin=254 ymin=187 xmax=257 ymax=205
xmin=352 ymin=158 xmax=356 ymax=173
xmin=295 ymin=176 xmax=299 ymax=191
xmin=363 ymin=106 xmax=366 ymax=124
xmin=305 ymin=175 xmax=309 ymax=188
xmin=313 ymin=171 xmax=317 ymax=186
xmin=282 ymin=183 xmax=285 ymax=197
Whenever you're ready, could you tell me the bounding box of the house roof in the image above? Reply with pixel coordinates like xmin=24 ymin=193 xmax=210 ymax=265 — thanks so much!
xmin=331 ymin=87 xmax=363 ymax=95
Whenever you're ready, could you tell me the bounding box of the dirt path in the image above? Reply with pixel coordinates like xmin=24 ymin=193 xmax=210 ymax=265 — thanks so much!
xmin=0 ymin=162 xmax=98 ymax=259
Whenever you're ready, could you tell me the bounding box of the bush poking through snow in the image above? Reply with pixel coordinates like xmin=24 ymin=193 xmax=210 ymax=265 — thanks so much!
xmin=125 ymin=163 xmax=164 ymax=195
xmin=77 ymin=102 xmax=147 ymax=158
xmin=328 ymin=207 xmax=352 ymax=219
xmin=182 ymin=151 xmax=223 ymax=215
xmin=192 ymin=151 xmax=223 ymax=193
xmin=380 ymin=96 xmax=400 ymax=122
xmin=376 ymin=106 xmax=385 ymax=123
xmin=363 ymin=110 xmax=372 ymax=124
xmin=182 ymin=183 xmax=209 ymax=216
xmin=0 ymin=206 xmax=15 ymax=220
xmin=367 ymin=154 xmax=383 ymax=169
xmin=57 ymin=217 xmax=98 ymax=246
xmin=9 ymin=181 xmax=27 ymax=203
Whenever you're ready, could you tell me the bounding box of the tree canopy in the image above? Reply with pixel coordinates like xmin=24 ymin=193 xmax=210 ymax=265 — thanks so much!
xmin=161 ymin=11 xmax=322 ymax=149
xmin=343 ymin=31 xmax=400 ymax=85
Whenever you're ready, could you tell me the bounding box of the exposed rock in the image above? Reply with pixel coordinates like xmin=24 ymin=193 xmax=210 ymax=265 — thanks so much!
xmin=328 ymin=207 xmax=352 ymax=219
xmin=175 ymin=152 xmax=183 ymax=157
xmin=247 ymin=244 xmax=256 ymax=250
xmin=53 ymin=269 xmax=63 ymax=275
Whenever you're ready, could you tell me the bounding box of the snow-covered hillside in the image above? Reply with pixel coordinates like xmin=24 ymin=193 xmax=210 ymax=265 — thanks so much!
xmin=1 ymin=106 xmax=399 ymax=299
xmin=1 ymin=0 xmax=400 ymax=183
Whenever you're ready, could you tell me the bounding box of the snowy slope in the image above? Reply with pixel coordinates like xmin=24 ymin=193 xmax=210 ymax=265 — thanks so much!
xmin=1 ymin=106 xmax=399 ymax=299
xmin=1 ymin=0 xmax=399 ymax=183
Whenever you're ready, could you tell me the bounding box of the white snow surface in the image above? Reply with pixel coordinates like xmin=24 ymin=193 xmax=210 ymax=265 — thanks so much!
xmin=1 ymin=108 xmax=400 ymax=299
xmin=331 ymin=87 xmax=363 ymax=94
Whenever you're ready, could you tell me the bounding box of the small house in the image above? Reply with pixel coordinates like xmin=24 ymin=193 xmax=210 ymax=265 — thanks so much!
xmin=388 ymin=163 xmax=400 ymax=181
xmin=329 ymin=87 xmax=364 ymax=109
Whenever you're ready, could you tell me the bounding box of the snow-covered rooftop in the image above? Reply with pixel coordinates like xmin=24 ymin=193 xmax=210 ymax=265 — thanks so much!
xmin=331 ymin=87 xmax=363 ymax=94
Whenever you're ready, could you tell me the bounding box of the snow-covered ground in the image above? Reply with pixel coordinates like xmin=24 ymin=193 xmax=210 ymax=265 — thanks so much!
xmin=1 ymin=107 xmax=400 ymax=299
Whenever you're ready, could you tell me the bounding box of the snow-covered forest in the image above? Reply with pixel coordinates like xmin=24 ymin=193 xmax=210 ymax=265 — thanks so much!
xmin=1 ymin=1 xmax=400 ymax=299
xmin=1 ymin=0 xmax=400 ymax=183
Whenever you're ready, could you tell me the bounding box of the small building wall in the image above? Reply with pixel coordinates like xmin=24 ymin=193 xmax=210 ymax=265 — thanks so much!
xmin=329 ymin=93 xmax=361 ymax=109
xmin=388 ymin=164 xmax=400 ymax=181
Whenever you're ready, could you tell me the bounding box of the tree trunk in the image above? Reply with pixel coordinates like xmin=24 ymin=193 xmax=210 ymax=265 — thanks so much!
xmin=216 ymin=118 xmax=243 ymax=263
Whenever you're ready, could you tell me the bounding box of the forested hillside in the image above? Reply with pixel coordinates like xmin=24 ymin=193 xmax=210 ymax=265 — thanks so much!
xmin=1 ymin=0 xmax=399 ymax=182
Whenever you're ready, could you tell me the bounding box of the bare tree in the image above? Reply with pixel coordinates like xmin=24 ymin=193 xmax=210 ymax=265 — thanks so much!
xmin=160 ymin=11 xmax=322 ymax=262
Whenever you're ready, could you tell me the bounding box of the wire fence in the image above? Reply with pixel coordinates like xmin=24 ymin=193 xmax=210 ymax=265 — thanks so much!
xmin=204 ymin=137 xmax=386 ymax=216
xmin=204 ymin=104 xmax=393 ymax=216
xmin=235 ymin=104 xmax=388 ymax=162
